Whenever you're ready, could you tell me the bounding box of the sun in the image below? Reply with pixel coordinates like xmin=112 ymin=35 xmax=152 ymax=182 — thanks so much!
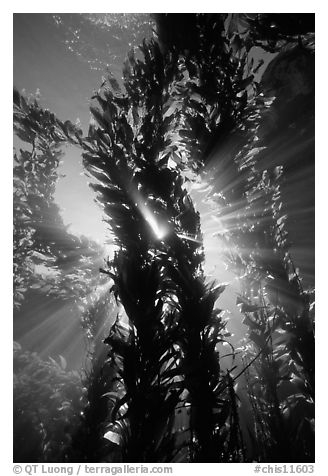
xmin=144 ymin=212 xmax=167 ymax=240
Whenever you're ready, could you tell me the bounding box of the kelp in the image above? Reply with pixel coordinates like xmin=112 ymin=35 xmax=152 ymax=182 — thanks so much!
xmin=13 ymin=13 xmax=315 ymax=463
xmin=13 ymin=91 xmax=106 ymax=308
xmin=13 ymin=342 xmax=86 ymax=462
xmin=81 ymin=33 xmax=242 ymax=461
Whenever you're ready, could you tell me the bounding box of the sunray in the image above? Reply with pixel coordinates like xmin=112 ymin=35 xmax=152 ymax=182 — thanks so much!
xmin=176 ymin=233 xmax=202 ymax=244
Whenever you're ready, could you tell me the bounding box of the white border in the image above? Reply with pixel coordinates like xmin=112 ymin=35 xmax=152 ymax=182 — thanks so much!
xmin=4 ymin=4 xmax=325 ymax=473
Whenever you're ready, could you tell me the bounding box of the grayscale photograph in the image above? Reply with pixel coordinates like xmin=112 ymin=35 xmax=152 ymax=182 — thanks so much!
xmin=13 ymin=12 xmax=315 ymax=465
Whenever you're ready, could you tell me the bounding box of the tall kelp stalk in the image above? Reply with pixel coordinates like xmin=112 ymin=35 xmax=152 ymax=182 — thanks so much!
xmin=80 ymin=13 xmax=258 ymax=462
xmin=212 ymin=32 xmax=314 ymax=460
xmin=13 ymin=91 xmax=117 ymax=462
xmin=81 ymin=44 xmax=184 ymax=460
xmin=81 ymin=35 xmax=242 ymax=462
xmin=148 ymin=14 xmax=266 ymax=460
xmin=229 ymin=154 xmax=314 ymax=462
